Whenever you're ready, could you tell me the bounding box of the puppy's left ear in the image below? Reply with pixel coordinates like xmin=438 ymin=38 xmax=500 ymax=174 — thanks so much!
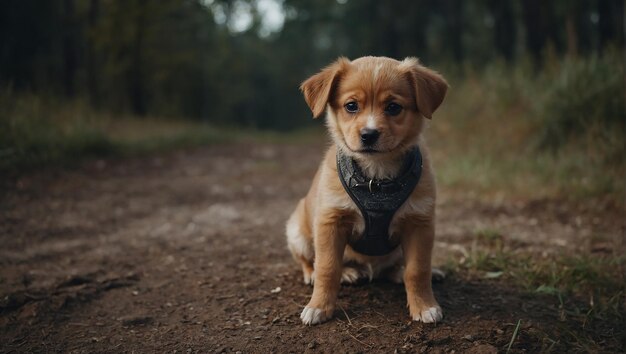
xmin=400 ymin=58 xmax=448 ymax=119
xmin=300 ymin=57 xmax=351 ymax=118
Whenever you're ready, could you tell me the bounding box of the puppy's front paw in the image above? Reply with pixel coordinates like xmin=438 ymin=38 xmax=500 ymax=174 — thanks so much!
xmin=300 ymin=306 xmax=332 ymax=325
xmin=412 ymin=305 xmax=443 ymax=323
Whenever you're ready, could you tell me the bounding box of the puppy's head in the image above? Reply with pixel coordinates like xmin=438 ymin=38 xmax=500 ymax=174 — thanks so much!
xmin=301 ymin=56 xmax=447 ymax=158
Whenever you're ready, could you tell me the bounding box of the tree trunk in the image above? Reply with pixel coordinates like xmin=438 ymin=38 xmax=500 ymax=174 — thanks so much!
xmin=522 ymin=0 xmax=542 ymax=64
xmin=489 ymin=0 xmax=516 ymax=61
xmin=87 ymin=0 xmax=100 ymax=107
xmin=130 ymin=0 xmax=147 ymax=116
xmin=446 ymin=0 xmax=464 ymax=62
xmin=566 ymin=12 xmax=578 ymax=58
xmin=63 ymin=0 xmax=76 ymax=97
xmin=598 ymin=0 xmax=624 ymax=50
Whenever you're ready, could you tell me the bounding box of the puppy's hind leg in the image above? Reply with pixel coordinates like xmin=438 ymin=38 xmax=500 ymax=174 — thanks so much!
xmin=286 ymin=199 xmax=315 ymax=285
xmin=341 ymin=263 xmax=373 ymax=284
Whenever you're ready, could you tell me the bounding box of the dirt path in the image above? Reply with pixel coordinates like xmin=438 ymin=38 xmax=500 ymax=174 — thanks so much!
xmin=0 ymin=142 xmax=623 ymax=353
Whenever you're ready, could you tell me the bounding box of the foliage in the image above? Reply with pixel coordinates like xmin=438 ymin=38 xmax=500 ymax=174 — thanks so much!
xmin=0 ymin=89 xmax=232 ymax=174
xmin=0 ymin=91 xmax=112 ymax=173
xmin=536 ymin=50 xmax=625 ymax=158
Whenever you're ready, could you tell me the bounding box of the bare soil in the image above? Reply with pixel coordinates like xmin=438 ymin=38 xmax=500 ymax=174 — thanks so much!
xmin=0 ymin=142 xmax=623 ymax=353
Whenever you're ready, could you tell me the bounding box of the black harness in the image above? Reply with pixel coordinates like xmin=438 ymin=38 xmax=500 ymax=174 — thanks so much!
xmin=337 ymin=148 xmax=423 ymax=256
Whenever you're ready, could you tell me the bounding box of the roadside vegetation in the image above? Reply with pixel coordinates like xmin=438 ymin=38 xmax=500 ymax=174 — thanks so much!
xmin=0 ymin=91 xmax=318 ymax=175
xmin=3 ymin=50 xmax=623 ymax=204
xmin=430 ymin=49 xmax=624 ymax=202
xmin=445 ymin=226 xmax=624 ymax=352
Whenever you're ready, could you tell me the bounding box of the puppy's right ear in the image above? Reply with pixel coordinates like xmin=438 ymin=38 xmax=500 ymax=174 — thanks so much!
xmin=399 ymin=57 xmax=448 ymax=119
xmin=300 ymin=57 xmax=350 ymax=118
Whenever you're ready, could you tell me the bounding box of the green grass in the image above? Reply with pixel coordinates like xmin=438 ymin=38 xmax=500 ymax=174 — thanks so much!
xmin=457 ymin=228 xmax=624 ymax=309
xmin=432 ymin=150 xmax=622 ymax=200
xmin=447 ymin=227 xmax=625 ymax=352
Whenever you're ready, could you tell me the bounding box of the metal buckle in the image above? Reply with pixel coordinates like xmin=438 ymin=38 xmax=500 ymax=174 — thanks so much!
xmin=351 ymin=178 xmax=379 ymax=193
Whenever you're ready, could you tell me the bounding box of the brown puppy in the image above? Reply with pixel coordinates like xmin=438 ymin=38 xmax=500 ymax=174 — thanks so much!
xmin=286 ymin=56 xmax=448 ymax=325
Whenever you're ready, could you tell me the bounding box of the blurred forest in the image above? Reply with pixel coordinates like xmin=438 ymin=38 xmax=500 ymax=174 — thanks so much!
xmin=1 ymin=0 xmax=623 ymax=128
xmin=1 ymin=0 xmax=624 ymax=200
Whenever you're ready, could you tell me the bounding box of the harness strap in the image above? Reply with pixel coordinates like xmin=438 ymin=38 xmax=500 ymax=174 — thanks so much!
xmin=337 ymin=148 xmax=423 ymax=256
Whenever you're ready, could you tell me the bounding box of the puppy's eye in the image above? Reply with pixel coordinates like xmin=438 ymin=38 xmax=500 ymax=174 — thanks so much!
xmin=385 ymin=102 xmax=403 ymax=116
xmin=344 ymin=102 xmax=359 ymax=113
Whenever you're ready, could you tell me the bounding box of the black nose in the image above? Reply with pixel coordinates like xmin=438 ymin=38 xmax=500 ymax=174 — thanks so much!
xmin=360 ymin=128 xmax=380 ymax=146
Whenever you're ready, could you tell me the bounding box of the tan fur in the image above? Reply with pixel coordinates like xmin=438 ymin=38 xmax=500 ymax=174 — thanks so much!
xmin=287 ymin=56 xmax=448 ymax=325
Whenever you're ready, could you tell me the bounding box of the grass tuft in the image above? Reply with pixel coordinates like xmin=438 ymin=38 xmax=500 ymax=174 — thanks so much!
xmin=506 ymin=319 xmax=522 ymax=353
xmin=448 ymin=228 xmax=625 ymax=352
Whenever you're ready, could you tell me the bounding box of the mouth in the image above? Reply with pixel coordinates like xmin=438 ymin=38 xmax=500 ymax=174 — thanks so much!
xmin=358 ymin=148 xmax=381 ymax=154
xmin=345 ymin=145 xmax=387 ymax=155
xmin=342 ymin=139 xmax=392 ymax=155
